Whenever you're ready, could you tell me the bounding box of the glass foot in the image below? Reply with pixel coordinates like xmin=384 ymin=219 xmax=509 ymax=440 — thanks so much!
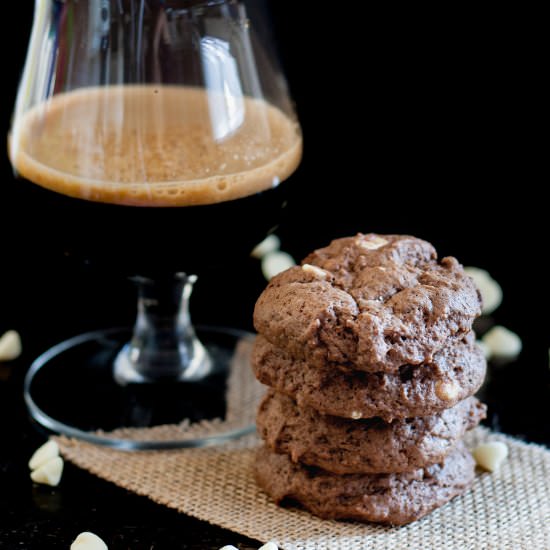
xmin=24 ymin=327 xmax=262 ymax=449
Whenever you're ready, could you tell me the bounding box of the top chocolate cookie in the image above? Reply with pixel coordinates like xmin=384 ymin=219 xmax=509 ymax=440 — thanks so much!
xmin=253 ymin=234 xmax=481 ymax=372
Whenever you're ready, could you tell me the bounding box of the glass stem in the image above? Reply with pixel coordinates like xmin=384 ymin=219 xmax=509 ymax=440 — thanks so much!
xmin=114 ymin=273 xmax=212 ymax=384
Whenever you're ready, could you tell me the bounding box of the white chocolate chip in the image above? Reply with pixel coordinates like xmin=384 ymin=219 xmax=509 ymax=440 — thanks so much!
xmin=251 ymin=234 xmax=281 ymax=259
xmin=435 ymin=381 xmax=460 ymax=401
xmin=302 ymin=264 xmax=328 ymax=279
xmin=350 ymin=411 xmax=363 ymax=420
xmin=262 ymin=251 xmax=296 ymax=280
xmin=464 ymin=267 xmax=503 ymax=315
xmin=29 ymin=440 xmax=59 ymax=470
xmin=0 ymin=330 xmax=22 ymax=361
xmin=356 ymin=236 xmax=388 ymax=250
xmin=476 ymin=340 xmax=492 ymax=360
xmin=259 ymin=543 xmax=278 ymax=550
xmin=30 ymin=456 xmax=64 ymax=486
xmin=482 ymin=325 xmax=522 ymax=360
xmin=71 ymin=532 xmax=108 ymax=550
xmin=473 ymin=442 xmax=509 ymax=472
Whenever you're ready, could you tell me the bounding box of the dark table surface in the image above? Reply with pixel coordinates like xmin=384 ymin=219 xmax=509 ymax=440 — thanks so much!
xmin=1 ymin=2 xmax=547 ymax=549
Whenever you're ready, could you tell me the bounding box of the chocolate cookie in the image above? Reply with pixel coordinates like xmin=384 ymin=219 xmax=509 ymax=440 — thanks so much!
xmin=252 ymin=333 xmax=486 ymax=421
xmin=254 ymin=443 xmax=475 ymax=525
xmin=257 ymin=390 xmax=486 ymax=474
xmin=253 ymin=234 xmax=481 ymax=372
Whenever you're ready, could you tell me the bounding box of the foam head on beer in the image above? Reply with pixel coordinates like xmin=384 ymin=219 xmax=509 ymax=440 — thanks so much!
xmin=10 ymin=85 xmax=302 ymax=207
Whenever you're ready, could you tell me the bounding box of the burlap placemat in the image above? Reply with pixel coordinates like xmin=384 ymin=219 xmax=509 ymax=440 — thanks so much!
xmin=55 ymin=425 xmax=550 ymax=549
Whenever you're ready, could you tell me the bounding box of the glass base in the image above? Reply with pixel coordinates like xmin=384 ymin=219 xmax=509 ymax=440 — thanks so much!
xmin=24 ymin=327 xmax=262 ymax=450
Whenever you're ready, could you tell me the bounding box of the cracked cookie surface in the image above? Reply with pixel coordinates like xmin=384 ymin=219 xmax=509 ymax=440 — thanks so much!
xmin=257 ymin=390 xmax=486 ymax=474
xmin=254 ymin=442 xmax=475 ymax=525
xmin=252 ymin=333 xmax=486 ymax=421
xmin=253 ymin=234 xmax=481 ymax=372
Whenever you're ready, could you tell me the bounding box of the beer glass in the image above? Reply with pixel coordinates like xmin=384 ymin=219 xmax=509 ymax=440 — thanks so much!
xmin=9 ymin=0 xmax=302 ymax=448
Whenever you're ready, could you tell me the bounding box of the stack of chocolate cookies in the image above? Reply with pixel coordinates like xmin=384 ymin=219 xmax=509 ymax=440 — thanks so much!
xmin=251 ymin=234 xmax=487 ymax=525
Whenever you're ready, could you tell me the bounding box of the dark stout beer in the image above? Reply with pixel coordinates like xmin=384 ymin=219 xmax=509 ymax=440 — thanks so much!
xmin=9 ymin=86 xmax=302 ymax=274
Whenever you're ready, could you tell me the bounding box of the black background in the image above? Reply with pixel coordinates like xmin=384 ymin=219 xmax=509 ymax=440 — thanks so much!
xmin=0 ymin=2 xmax=547 ymax=548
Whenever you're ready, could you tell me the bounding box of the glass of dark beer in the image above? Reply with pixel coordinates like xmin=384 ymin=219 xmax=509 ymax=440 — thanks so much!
xmin=9 ymin=0 xmax=302 ymax=448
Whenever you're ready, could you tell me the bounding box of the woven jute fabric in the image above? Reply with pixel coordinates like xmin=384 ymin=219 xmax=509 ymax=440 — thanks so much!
xmin=55 ymin=425 xmax=550 ymax=549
